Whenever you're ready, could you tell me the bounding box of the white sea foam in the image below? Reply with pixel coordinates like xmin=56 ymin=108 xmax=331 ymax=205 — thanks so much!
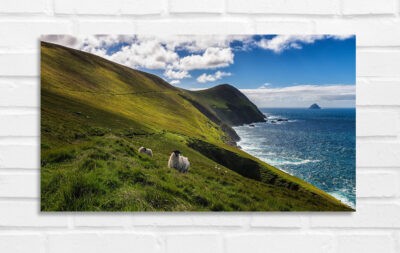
xmin=253 ymin=154 xmax=319 ymax=166
xmin=328 ymin=191 xmax=355 ymax=209
xmin=273 ymin=159 xmax=320 ymax=166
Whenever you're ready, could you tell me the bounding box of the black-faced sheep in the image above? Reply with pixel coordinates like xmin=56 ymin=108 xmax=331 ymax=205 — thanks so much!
xmin=138 ymin=146 xmax=153 ymax=157
xmin=168 ymin=150 xmax=190 ymax=173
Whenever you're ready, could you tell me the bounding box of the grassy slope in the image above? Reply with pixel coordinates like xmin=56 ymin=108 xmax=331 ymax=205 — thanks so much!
xmin=41 ymin=42 xmax=352 ymax=211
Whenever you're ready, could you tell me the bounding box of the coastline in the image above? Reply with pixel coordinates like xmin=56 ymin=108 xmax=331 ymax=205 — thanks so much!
xmin=232 ymin=108 xmax=356 ymax=209
xmin=235 ymin=131 xmax=355 ymax=208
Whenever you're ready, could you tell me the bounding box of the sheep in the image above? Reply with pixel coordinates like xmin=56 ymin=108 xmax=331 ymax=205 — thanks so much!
xmin=138 ymin=146 xmax=153 ymax=157
xmin=168 ymin=150 xmax=190 ymax=173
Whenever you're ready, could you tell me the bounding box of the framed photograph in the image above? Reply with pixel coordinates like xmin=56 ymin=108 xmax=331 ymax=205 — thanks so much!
xmin=41 ymin=35 xmax=355 ymax=211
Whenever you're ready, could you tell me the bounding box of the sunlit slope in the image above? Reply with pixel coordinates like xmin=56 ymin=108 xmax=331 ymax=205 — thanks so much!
xmin=41 ymin=41 xmax=226 ymax=143
xmin=41 ymin=42 xmax=352 ymax=211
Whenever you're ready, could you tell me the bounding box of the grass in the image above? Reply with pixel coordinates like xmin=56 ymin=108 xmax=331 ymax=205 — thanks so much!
xmin=40 ymin=41 xmax=352 ymax=211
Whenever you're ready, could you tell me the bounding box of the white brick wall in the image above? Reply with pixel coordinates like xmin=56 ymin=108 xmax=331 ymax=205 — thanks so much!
xmin=1 ymin=0 xmax=400 ymax=252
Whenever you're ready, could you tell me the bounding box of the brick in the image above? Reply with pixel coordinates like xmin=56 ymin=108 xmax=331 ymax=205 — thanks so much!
xmin=131 ymin=214 xmax=247 ymax=227
xmin=166 ymin=234 xmax=222 ymax=253
xmin=250 ymin=213 xmax=302 ymax=227
xmin=191 ymin=214 xmax=248 ymax=227
xmin=342 ymin=0 xmax=396 ymax=15
xmin=0 ymin=201 xmax=68 ymax=227
xmin=0 ymin=0 xmax=47 ymax=14
xmin=336 ymin=234 xmax=396 ymax=253
xmin=0 ymin=234 xmax=45 ymax=253
xmin=357 ymin=79 xmax=400 ymax=105
xmin=0 ymin=145 xmax=39 ymax=169
xmin=77 ymin=20 xmax=135 ymax=34
xmin=227 ymin=0 xmax=340 ymax=15
xmin=169 ymin=0 xmax=224 ymax=13
xmin=0 ymin=173 xmax=39 ymax=198
xmin=357 ymin=110 xmax=398 ymax=137
xmin=357 ymin=172 xmax=398 ymax=197
xmin=357 ymin=50 xmax=400 ymax=78
xmin=314 ymin=18 xmax=400 ymax=47
xmin=0 ymin=79 xmax=39 ymax=107
xmin=0 ymin=114 xmax=39 ymax=136
xmin=48 ymin=233 xmax=160 ymax=253
xmin=310 ymin=203 xmax=400 ymax=227
xmin=54 ymin=0 xmax=121 ymax=15
xmin=255 ymin=20 xmax=314 ymax=34
xmin=0 ymin=21 xmax=72 ymax=49
xmin=55 ymin=0 xmax=163 ymax=15
xmin=0 ymin=53 xmax=38 ymax=76
xmin=134 ymin=20 xmax=254 ymax=34
xmin=225 ymin=234 xmax=333 ymax=253
xmin=121 ymin=0 xmax=164 ymax=15
xmin=73 ymin=215 xmax=131 ymax=227
xmin=357 ymin=143 xmax=400 ymax=167
xmin=102 ymin=233 xmax=161 ymax=253
xmin=131 ymin=214 xmax=193 ymax=226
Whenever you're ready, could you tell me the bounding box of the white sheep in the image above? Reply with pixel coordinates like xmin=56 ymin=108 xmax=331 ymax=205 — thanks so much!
xmin=138 ymin=146 xmax=153 ymax=157
xmin=168 ymin=150 xmax=190 ymax=173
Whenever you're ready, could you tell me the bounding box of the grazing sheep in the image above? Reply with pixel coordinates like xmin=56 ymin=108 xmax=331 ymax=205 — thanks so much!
xmin=168 ymin=150 xmax=190 ymax=173
xmin=138 ymin=146 xmax=153 ymax=157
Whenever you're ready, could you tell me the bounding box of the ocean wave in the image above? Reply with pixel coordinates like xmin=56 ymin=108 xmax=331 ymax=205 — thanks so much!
xmin=258 ymin=156 xmax=320 ymax=166
xmin=328 ymin=191 xmax=355 ymax=209
xmin=275 ymin=159 xmax=320 ymax=165
xmin=265 ymin=115 xmax=298 ymax=125
xmin=236 ymin=140 xmax=319 ymax=166
xmin=235 ymin=108 xmax=356 ymax=208
xmin=266 ymin=115 xmax=282 ymax=120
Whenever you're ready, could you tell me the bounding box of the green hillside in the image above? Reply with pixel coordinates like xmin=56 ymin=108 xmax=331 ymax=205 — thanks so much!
xmin=40 ymin=41 xmax=352 ymax=211
xmin=186 ymin=84 xmax=266 ymax=125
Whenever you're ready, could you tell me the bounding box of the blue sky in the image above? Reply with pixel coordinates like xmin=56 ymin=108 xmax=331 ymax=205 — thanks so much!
xmin=147 ymin=35 xmax=355 ymax=90
xmin=42 ymin=35 xmax=356 ymax=108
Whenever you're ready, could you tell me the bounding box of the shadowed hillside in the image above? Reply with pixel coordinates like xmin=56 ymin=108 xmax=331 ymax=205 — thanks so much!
xmin=186 ymin=84 xmax=266 ymax=126
xmin=41 ymin=41 xmax=352 ymax=211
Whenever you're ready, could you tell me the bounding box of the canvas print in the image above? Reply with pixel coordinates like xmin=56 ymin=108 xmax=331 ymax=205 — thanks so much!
xmin=41 ymin=35 xmax=355 ymax=211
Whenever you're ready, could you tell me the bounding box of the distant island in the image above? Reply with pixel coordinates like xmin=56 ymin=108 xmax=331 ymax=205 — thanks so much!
xmin=309 ymin=103 xmax=321 ymax=109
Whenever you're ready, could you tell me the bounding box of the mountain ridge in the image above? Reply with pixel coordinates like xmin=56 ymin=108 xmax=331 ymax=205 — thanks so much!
xmin=186 ymin=83 xmax=266 ymax=126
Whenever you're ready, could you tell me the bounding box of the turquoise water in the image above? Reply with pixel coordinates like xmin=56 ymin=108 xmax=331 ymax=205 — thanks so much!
xmin=233 ymin=108 xmax=356 ymax=208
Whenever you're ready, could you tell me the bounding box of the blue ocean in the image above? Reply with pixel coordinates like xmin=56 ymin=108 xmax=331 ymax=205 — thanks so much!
xmin=233 ymin=108 xmax=356 ymax=208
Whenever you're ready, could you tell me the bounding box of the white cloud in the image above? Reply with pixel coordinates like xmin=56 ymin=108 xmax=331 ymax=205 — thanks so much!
xmin=42 ymin=35 xmax=240 ymax=77
xmin=259 ymin=83 xmax=271 ymax=89
xmin=170 ymin=80 xmax=180 ymax=85
xmin=257 ymin=35 xmax=354 ymax=53
xmin=197 ymin=71 xmax=232 ymax=83
xmin=328 ymin=35 xmax=354 ymax=40
xmin=160 ymin=35 xmax=253 ymax=52
xmin=108 ymin=40 xmax=179 ymax=69
xmin=163 ymin=68 xmax=191 ymax=79
xmin=174 ymin=47 xmax=234 ymax=71
xmin=241 ymin=84 xmax=355 ymax=108
xmin=257 ymin=35 xmax=324 ymax=53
